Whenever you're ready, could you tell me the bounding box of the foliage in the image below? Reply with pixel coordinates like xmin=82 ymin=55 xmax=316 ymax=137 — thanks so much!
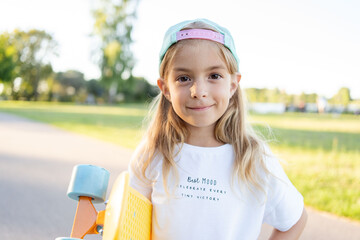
xmin=13 ymin=30 xmax=57 ymax=100
xmin=328 ymin=87 xmax=351 ymax=106
xmin=92 ymin=0 xmax=140 ymax=102
xmin=0 ymin=22 xmax=159 ymax=103
xmin=245 ymin=88 xmax=318 ymax=104
xmin=120 ymin=76 xmax=159 ymax=102
xmin=87 ymin=79 xmax=105 ymax=100
xmin=54 ymin=70 xmax=86 ymax=102
xmin=244 ymin=87 xmax=357 ymax=112
xmin=0 ymin=32 xmax=17 ymax=84
xmin=0 ymin=29 xmax=58 ymax=100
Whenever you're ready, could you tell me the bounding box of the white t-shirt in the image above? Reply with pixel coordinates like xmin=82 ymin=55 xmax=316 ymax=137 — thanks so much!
xmin=129 ymin=143 xmax=304 ymax=240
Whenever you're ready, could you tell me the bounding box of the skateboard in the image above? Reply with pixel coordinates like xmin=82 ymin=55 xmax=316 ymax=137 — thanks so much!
xmin=56 ymin=164 xmax=152 ymax=240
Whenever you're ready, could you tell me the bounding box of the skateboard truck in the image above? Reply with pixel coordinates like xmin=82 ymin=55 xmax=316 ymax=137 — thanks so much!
xmin=56 ymin=164 xmax=152 ymax=240
xmin=69 ymin=196 xmax=105 ymax=238
xmin=56 ymin=164 xmax=109 ymax=240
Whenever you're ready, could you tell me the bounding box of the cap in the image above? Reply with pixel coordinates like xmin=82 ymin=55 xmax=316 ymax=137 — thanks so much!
xmin=159 ymin=18 xmax=239 ymax=68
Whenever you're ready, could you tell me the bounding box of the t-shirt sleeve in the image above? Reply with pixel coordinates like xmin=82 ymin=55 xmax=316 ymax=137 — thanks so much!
xmin=263 ymin=153 xmax=304 ymax=232
xmin=128 ymin=163 xmax=153 ymax=200
xmin=128 ymin=144 xmax=154 ymax=200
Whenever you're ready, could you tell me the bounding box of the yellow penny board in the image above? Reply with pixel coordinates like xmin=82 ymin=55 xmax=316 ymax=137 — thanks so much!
xmin=103 ymin=171 xmax=152 ymax=240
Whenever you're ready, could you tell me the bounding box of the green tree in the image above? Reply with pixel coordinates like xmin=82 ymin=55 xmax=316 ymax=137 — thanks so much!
xmin=0 ymin=32 xmax=17 ymax=84
xmin=122 ymin=76 xmax=158 ymax=102
xmin=10 ymin=29 xmax=57 ymax=100
xmin=330 ymin=87 xmax=351 ymax=106
xmin=55 ymin=70 xmax=86 ymax=102
xmin=245 ymin=88 xmax=288 ymax=103
xmin=87 ymin=79 xmax=105 ymax=98
xmin=92 ymin=0 xmax=140 ymax=102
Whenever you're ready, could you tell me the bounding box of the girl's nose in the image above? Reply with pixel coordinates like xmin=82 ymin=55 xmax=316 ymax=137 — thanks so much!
xmin=190 ymin=81 xmax=208 ymax=98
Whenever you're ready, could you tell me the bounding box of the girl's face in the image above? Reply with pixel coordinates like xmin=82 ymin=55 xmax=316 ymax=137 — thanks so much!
xmin=158 ymin=40 xmax=240 ymax=139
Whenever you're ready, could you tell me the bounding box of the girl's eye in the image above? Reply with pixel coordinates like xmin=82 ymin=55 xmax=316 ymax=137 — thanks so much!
xmin=176 ymin=76 xmax=191 ymax=83
xmin=209 ymin=74 xmax=222 ymax=80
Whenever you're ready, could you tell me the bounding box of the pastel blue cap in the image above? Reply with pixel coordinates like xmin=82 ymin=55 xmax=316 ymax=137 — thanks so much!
xmin=159 ymin=18 xmax=239 ymax=69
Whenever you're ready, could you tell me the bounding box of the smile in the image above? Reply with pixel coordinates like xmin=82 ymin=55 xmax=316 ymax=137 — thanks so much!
xmin=187 ymin=105 xmax=213 ymax=111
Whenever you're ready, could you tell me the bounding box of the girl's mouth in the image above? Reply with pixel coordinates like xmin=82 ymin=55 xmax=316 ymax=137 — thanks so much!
xmin=188 ymin=105 xmax=213 ymax=111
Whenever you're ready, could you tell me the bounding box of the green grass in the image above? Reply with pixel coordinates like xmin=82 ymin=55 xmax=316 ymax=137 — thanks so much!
xmin=252 ymin=113 xmax=360 ymax=221
xmin=0 ymin=101 xmax=148 ymax=149
xmin=1 ymin=101 xmax=359 ymax=222
xmin=254 ymin=125 xmax=359 ymax=152
xmin=251 ymin=113 xmax=360 ymax=221
xmin=270 ymin=148 xmax=360 ymax=220
xmin=249 ymin=113 xmax=360 ymax=134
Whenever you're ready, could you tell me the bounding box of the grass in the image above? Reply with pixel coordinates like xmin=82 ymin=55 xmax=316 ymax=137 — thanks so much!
xmin=249 ymin=113 xmax=360 ymax=134
xmin=251 ymin=114 xmax=360 ymax=221
xmin=0 ymin=101 xmax=148 ymax=149
xmin=1 ymin=101 xmax=359 ymax=221
xmin=270 ymin=148 xmax=360 ymax=220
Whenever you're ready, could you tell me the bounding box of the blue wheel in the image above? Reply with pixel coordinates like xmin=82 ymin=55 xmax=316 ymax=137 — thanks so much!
xmin=67 ymin=165 xmax=110 ymax=203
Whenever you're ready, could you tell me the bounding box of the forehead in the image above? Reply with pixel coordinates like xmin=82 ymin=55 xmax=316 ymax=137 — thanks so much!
xmin=170 ymin=40 xmax=226 ymax=69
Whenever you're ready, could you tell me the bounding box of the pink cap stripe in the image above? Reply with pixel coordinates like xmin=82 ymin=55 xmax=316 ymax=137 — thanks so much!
xmin=176 ymin=29 xmax=225 ymax=44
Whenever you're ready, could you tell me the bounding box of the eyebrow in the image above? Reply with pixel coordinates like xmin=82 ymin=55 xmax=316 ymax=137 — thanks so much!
xmin=172 ymin=65 xmax=227 ymax=72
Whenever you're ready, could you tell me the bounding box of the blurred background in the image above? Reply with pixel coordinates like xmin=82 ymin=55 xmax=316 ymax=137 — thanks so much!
xmin=0 ymin=0 xmax=359 ymax=108
xmin=0 ymin=0 xmax=359 ymax=239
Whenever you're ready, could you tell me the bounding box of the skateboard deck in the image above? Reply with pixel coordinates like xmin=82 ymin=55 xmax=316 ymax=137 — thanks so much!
xmin=103 ymin=171 xmax=152 ymax=240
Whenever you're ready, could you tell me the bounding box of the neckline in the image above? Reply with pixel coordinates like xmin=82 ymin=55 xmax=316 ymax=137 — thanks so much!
xmin=180 ymin=142 xmax=232 ymax=153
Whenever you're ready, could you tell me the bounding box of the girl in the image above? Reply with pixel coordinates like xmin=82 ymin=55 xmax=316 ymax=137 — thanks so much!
xmin=129 ymin=18 xmax=307 ymax=240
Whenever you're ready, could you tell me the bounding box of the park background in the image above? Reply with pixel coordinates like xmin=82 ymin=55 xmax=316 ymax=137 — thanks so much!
xmin=0 ymin=0 xmax=359 ymax=232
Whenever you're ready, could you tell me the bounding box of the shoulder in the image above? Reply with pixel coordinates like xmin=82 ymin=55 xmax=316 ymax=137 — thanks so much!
xmin=261 ymin=145 xmax=291 ymax=182
xmin=128 ymin=140 xmax=163 ymax=200
xmin=129 ymin=140 xmax=162 ymax=182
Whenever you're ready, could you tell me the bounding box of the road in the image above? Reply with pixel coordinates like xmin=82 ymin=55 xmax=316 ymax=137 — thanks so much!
xmin=0 ymin=112 xmax=359 ymax=239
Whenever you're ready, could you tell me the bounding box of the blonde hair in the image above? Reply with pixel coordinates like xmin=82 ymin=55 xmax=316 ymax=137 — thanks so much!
xmin=132 ymin=21 xmax=268 ymax=194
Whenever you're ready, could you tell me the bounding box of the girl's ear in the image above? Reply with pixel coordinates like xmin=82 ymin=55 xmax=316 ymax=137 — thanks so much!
xmin=157 ymin=78 xmax=171 ymax=101
xmin=236 ymin=73 xmax=241 ymax=83
xmin=230 ymin=73 xmax=241 ymax=96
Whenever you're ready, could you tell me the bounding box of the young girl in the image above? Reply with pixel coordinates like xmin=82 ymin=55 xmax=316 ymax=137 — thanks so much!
xmin=129 ymin=18 xmax=307 ymax=240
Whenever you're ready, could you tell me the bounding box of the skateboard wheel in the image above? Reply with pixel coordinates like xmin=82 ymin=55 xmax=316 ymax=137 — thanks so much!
xmin=55 ymin=238 xmax=82 ymax=240
xmin=67 ymin=164 xmax=109 ymax=203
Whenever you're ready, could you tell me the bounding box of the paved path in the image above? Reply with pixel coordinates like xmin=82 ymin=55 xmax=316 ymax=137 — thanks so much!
xmin=0 ymin=112 xmax=359 ymax=240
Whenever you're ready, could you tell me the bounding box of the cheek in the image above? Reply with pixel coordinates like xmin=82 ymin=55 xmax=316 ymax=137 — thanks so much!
xmin=169 ymin=88 xmax=190 ymax=117
xmin=216 ymin=90 xmax=233 ymax=112
xmin=216 ymin=87 xmax=232 ymax=101
xmin=168 ymin=85 xmax=186 ymax=102
xmin=170 ymin=93 xmax=185 ymax=113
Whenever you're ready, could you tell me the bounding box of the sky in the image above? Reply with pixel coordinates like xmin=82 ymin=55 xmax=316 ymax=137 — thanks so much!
xmin=1 ymin=0 xmax=359 ymax=99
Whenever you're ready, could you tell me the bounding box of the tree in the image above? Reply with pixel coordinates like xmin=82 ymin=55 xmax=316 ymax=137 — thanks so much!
xmin=122 ymin=76 xmax=158 ymax=102
xmin=55 ymin=70 xmax=87 ymax=102
xmin=87 ymin=79 xmax=105 ymax=97
xmin=56 ymin=70 xmax=86 ymax=92
xmin=10 ymin=29 xmax=57 ymax=100
xmin=330 ymin=87 xmax=351 ymax=106
xmin=92 ymin=0 xmax=140 ymax=102
xmin=245 ymin=88 xmax=287 ymax=103
xmin=0 ymin=32 xmax=17 ymax=84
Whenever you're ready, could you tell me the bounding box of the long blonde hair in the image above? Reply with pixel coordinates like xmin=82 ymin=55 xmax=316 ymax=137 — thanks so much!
xmin=132 ymin=21 xmax=268 ymax=194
